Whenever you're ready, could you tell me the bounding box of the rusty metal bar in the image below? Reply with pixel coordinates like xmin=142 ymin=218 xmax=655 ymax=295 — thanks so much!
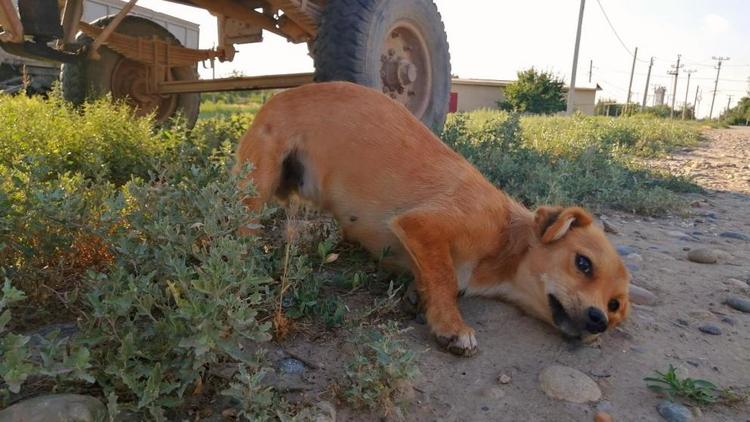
xmin=0 ymin=0 xmax=23 ymax=43
xmin=88 ymin=0 xmax=138 ymax=60
xmin=156 ymin=72 xmax=315 ymax=94
xmin=60 ymin=0 xmax=84 ymax=46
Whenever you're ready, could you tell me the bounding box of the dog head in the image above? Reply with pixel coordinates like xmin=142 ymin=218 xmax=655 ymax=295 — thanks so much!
xmin=521 ymin=206 xmax=630 ymax=340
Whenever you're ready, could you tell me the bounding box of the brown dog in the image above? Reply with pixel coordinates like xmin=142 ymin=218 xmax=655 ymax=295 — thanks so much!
xmin=234 ymin=82 xmax=630 ymax=356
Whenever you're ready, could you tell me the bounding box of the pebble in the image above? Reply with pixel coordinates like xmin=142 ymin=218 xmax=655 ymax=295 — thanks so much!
xmin=629 ymin=285 xmax=658 ymax=305
xmin=278 ymin=357 xmax=305 ymax=375
xmin=720 ymin=231 xmax=750 ymax=241
xmin=594 ymin=412 xmax=613 ymax=422
xmin=308 ymin=401 xmax=335 ymax=422
xmin=721 ymin=316 xmax=736 ymax=326
xmin=624 ymin=253 xmax=643 ymax=272
xmin=498 ymin=374 xmax=512 ymax=384
xmin=538 ymin=365 xmax=601 ymax=403
xmin=698 ymin=324 xmax=722 ymax=335
xmin=616 ymin=245 xmax=636 ymax=256
xmin=656 ymin=400 xmax=693 ymax=422
xmin=0 ymin=394 xmax=106 ymax=422
xmin=725 ymin=278 xmax=749 ymax=290
xmin=726 ymin=296 xmax=750 ymax=313
xmin=687 ymin=248 xmax=718 ymax=264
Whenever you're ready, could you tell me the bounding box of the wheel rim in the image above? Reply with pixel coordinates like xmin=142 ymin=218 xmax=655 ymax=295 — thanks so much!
xmin=110 ymin=58 xmax=177 ymax=123
xmin=380 ymin=20 xmax=432 ymax=119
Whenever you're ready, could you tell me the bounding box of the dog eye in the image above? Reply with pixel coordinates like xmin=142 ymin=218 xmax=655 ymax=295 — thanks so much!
xmin=608 ymin=299 xmax=620 ymax=312
xmin=575 ymin=254 xmax=593 ymax=276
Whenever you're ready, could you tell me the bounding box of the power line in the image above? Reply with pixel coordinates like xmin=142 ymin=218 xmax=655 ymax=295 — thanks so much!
xmin=594 ymin=0 xmax=651 ymax=63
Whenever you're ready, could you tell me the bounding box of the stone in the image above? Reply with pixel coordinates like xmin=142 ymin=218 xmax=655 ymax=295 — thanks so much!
xmin=656 ymin=400 xmax=693 ymax=422
xmin=602 ymin=220 xmax=619 ymax=234
xmin=0 ymin=394 xmax=107 ymax=422
xmin=698 ymin=324 xmax=722 ymax=335
xmin=616 ymin=245 xmax=636 ymax=256
xmin=725 ymin=278 xmax=749 ymax=290
xmin=538 ymin=365 xmax=601 ymax=403
xmin=497 ymin=374 xmax=512 ymax=384
xmin=629 ymin=285 xmax=658 ymax=305
xmin=278 ymin=357 xmax=305 ymax=375
xmin=624 ymin=253 xmax=643 ymax=271
xmin=595 ymin=412 xmax=613 ymax=422
xmin=312 ymin=400 xmax=336 ymax=422
xmin=720 ymin=231 xmax=750 ymax=241
xmin=687 ymin=248 xmax=718 ymax=264
xmin=721 ymin=316 xmax=736 ymax=326
xmin=726 ymin=297 xmax=750 ymax=313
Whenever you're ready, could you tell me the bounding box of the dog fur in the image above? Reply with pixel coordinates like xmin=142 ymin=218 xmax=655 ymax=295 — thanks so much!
xmin=234 ymin=82 xmax=630 ymax=356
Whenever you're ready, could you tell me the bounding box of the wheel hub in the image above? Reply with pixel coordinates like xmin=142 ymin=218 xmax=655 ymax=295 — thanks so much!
xmin=379 ymin=21 xmax=432 ymax=119
xmin=110 ymin=58 xmax=177 ymax=123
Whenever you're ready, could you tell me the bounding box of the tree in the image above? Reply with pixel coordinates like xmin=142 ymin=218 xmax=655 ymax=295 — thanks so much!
xmin=498 ymin=68 xmax=566 ymax=114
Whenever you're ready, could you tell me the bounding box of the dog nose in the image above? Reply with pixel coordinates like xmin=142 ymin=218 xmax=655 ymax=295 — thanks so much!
xmin=585 ymin=307 xmax=608 ymax=333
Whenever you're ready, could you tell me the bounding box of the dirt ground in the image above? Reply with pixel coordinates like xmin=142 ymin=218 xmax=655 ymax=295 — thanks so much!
xmin=276 ymin=126 xmax=750 ymax=422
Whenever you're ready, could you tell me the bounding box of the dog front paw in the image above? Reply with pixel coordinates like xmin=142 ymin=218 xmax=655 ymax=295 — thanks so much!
xmin=435 ymin=328 xmax=478 ymax=357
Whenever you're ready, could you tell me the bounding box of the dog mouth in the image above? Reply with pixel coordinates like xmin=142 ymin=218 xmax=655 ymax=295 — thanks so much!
xmin=548 ymin=294 xmax=582 ymax=338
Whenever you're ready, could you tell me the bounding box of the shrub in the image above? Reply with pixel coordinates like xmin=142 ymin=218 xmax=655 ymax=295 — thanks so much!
xmin=338 ymin=323 xmax=419 ymax=415
xmin=497 ymin=68 xmax=566 ymax=114
xmin=0 ymin=91 xmax=171 ymax=185
xmin=442 ymin=111 xmax=700 ymax=215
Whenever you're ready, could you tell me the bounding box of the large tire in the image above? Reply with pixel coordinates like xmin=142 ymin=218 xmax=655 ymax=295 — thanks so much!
xmin=61 ymin=16 xmax=200 ymax=127
xmin=312 ymin=0 xmax=451 ymax=133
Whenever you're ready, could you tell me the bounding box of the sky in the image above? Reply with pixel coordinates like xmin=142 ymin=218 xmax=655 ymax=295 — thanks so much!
xmin=139 ymin=0 xmax=750 ymax=118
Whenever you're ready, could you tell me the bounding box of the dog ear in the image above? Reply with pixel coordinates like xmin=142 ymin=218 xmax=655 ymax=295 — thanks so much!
xmin=535 ymin=206 xmax=593 ymax=243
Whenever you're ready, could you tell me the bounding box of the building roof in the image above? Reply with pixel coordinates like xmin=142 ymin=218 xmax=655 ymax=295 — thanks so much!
xmin=452 ymin=77 xmax=602 ymax=91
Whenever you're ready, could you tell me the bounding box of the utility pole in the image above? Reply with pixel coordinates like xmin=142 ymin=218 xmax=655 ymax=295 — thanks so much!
xmin=567 ymin=0 xmax=585 ymax=115
xmin=682 ymin=69 xmax=696 ymax=120
xmin=625 ymin=46 xmax=638 ymax=115
xmin=641 ymin=57 xmax=654 ymax=109
xmin=693 ymin=85 xmax=701 ymax=119
xmin=709 ymin=56 xmax=730 ymax=119
xmin=726 ymin=95 xmax=733 ymax=115
xmin=667 ymin=54 xmax=682 ymax=119
xmin=588 ymin=59 xmax=593 ymax=83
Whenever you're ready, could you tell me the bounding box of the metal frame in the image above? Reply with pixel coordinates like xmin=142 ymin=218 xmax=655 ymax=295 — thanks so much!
xmin=0 ymin=0 xmax=322 ymax=93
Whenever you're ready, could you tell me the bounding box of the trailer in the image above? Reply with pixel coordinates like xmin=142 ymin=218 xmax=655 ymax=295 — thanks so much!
xmin=0 ymin=0 xmax=451 ymax=130
xmin=0 ymin=0 xmax=199 ymax=95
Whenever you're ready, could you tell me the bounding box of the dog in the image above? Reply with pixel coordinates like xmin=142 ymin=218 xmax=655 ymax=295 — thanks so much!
xmin=234 ymin=82 xmax=630 ymax=356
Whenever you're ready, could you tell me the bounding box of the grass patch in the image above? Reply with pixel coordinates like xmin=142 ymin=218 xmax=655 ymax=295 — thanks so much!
xmin=443 ymin=111 xmax=702 ymax=215
xmin=645 ymin=365 xmax=748 ymax=407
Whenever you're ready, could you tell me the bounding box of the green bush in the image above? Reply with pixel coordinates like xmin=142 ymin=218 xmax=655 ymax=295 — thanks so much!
xmin=442 ymin=111 xmax=700 ymax=215
xmin=339 ymin=323 xmax=419 ymax=414
xmin=0 ymin=92 xmax=172 ymax=185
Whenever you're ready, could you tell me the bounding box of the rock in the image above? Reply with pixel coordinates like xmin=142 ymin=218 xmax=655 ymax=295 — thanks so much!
xmin=602 ymin=220 xmax=619 ymax=234
xmin=538 ymin=365 xmax=601 ymax=403
xmin=616 ymin=245 xmax=636 ymax=256
xmin=313 ymin=401 xmax=336 ymax=422
xmin=629 ymin=285 xmax=658 ymax=305
xmin=656 ymin=400 xmax=693 ymax=422
xmin=497 ymin=374 xmax=512 ymax=384
xmin=594 ymin=412 xmax=613 ymax=422
xmin=699 ymin=324 xmax=722 ymax=335
xmin=726 ymin=297 xmax=750 ymax=313
xmin=596 ymin=400 xmax=613 ymax=413
xmin=278 ymin=357 xmax=305 ymax=375
xmin=725 ymin=278 xmax=749 ymax=290
xmin=721 ymin=316 xmax=736 ymax=326
xmin=0 ymin=394 xmax=107 ymax=422
xmin=624 ymin=253 xmax=643 ymax=272
xmin=687 ymin=248 xmax=718 ymax=264
xmin=720 ymin=231 xmax=750 ymax=241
